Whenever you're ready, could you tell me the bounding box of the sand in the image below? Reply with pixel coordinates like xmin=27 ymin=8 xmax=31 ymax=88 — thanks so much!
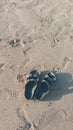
xmin=0 ymin=0 xmax=73 ymax=130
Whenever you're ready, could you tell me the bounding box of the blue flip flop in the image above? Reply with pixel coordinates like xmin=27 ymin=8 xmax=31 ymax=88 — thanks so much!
xmin=34 ymin=71 xmax=56 ymax=100
xmin=24 ymin=70 xmax=40 ymax=99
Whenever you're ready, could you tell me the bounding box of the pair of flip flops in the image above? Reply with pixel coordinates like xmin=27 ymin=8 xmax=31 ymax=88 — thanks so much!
xmin=24 ymin=70 xmax=56 ymax=100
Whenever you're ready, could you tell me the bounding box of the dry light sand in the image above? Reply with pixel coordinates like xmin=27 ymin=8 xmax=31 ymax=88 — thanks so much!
xmin=0 ymin=0 xmax=73 ymax=130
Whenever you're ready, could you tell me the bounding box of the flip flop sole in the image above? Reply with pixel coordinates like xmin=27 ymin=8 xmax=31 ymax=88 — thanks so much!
xmin=25 ymin=80 xmax=37 ymax=99
xmin=34 ymin=81 xmax=49 ymax=100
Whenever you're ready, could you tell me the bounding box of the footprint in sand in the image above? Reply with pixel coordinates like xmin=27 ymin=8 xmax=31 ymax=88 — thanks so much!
xmin=58 ymin=109 xmax=70 ymax=121
xmin=23 ymin=47 xmax=31 ymax=55
xmin=9 ymin=39 xmax=20 ymax=47
xmin=0 ymin=89 xmax=18 ymax=101
xmin=17 ymin=107 xmax=35 ymax=130
xmin=17 ymin=74 xmax=25 ymax=83
xmin=51 ymin=37 xmax=59 ymax=48
xmin=15 ymin=8 xmax=40 ymax=28
xmin=62 ymin=57 xmax=72 ymax=70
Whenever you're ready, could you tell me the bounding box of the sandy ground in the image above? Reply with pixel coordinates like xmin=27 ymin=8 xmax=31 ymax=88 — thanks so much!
xmin=0 ymin=0 xmax=73 ymax=130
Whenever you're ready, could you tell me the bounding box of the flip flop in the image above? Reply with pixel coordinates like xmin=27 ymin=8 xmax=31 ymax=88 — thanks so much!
xmin=34 ymin=71 xmax=56 ymax=100
xmin=24 ymin=70 xmax=40 ymax=99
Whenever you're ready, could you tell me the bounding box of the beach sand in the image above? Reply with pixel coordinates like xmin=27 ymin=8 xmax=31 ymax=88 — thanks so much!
xmin=0 ymin=0 xmax=73 ymax=130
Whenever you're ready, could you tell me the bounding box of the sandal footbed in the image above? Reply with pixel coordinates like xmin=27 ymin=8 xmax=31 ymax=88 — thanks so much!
xmin=25 ymin=80 xmax=37 ymax=99
xmin=34 ymin=81 xmax=49 ymax=100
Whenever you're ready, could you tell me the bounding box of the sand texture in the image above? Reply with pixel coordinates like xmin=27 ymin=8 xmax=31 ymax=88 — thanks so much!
xmin=0 ymin=0 xmax=73 ymax=130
